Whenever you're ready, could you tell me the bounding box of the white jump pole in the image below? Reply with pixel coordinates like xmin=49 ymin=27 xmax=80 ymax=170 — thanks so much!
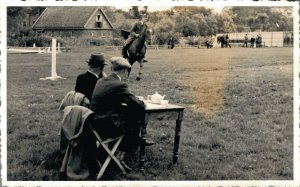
xmin=40 ymin=38 xmax=65 ymax=80
xmin=51 ymin=38 xmax=58 ymax=77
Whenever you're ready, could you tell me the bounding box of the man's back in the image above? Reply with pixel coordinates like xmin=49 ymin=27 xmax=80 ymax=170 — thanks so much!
xmin=91 ymin=73 xmax=145 ymax=118
xmin=75 ymin=71 xmax=98 ymax=101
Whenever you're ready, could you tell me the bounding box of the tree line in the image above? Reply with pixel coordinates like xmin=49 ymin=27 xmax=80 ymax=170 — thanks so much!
xmin=7 ymin=6 xmax=293 ymax=46
xmin=106 ymin=6 xmax=293 ymax=45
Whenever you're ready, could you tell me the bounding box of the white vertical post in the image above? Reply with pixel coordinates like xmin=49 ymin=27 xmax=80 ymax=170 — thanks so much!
xmin=40 ymin=38 xmax=64 ymax=80
xmin=33 ymin=43 xmax=36 ymax=48
xmin=57 ymin=42 xmax=60 ymax=53
xmin=51 ymin=38 xmax=57 ymax=77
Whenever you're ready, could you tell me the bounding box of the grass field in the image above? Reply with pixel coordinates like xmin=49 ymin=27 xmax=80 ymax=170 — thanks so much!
xmin=6 ymin=47 xmax=293 ymax=180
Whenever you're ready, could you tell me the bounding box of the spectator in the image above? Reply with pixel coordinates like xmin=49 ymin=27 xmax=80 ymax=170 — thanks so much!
xmin=168 ymin=37 xmax=175 ymax=49
xmin=243 ymin=33 xmax=248 ymax=48
xmin=250 ymin=36 xmax=255 ymax=48
xmin=90 ymin=57 xmax=154 ymax=169
xmin=75 ymin=52 xmax=107 ymax=101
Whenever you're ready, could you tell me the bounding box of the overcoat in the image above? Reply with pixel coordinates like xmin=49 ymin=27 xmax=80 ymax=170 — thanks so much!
xmin=91 ymin=73 xmax=145 ymax=151
xmin=75 ymin=71 xmax=104 ymax=101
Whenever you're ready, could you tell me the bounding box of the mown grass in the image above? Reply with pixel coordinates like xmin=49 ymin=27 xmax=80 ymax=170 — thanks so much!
xmin=6 ymin=47 xmax=293 ymax=180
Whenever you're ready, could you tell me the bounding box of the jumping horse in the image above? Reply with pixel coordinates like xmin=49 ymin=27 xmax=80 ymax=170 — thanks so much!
xmin=121 ymin=24 xmax=152 ymax=80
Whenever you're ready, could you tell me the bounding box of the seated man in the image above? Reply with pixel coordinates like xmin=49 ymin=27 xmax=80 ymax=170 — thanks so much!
xmin=90 ymin=57 xmax=154 ymax=168
xmin=75 ymin=52 xmax=107 ymax=101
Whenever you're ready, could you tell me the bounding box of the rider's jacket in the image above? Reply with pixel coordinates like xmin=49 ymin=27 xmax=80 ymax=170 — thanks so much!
xmin=130 ymin=21 xmax=144 ymax=36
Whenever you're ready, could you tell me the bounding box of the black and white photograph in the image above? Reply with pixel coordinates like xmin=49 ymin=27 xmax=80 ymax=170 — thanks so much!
xmin=1 ymin=0 xmax=299 ymax=186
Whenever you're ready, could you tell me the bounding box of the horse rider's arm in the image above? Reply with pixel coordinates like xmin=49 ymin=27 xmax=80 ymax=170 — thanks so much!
xmin=130 ymin=23 xmax=139 ymax=37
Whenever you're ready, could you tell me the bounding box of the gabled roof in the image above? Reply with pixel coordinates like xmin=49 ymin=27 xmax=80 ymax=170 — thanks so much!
xmin=32 ymin=6 xmax=114 ymax=29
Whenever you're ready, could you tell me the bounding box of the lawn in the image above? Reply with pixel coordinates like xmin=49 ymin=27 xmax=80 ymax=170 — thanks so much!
xmin=6 ymin=47 xmax=293 ymax=180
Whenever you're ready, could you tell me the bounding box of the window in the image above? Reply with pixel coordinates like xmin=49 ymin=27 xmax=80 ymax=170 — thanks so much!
xmin=95 ymin=14 xmax=103 ymax=28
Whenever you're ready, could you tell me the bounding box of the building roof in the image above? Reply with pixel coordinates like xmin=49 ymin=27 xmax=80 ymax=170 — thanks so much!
xmin=32 ymin=7 xmax=114 ymax=29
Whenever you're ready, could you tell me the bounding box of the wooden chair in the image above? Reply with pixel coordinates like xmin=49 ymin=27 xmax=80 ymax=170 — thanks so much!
xmin=60 ymin=105 xmax=126 ymax=180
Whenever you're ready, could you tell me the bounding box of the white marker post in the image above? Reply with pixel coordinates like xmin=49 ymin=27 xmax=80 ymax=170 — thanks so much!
xmin=57 ymin=42 xmax=60 ymax=53
xmin=40 ymin=38 xmax=65 ymax=80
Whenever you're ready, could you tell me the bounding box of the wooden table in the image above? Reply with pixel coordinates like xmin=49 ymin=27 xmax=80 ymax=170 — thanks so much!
xmin=139 ymin=101 xmax=185 ymax=170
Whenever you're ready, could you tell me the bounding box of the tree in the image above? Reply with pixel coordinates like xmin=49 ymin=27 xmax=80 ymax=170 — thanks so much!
xmin=256 ymin=13 xmax=269 ymax=31
xmin=180 ymin=19 xmax=199 ymax=37
xmin=217 ymin=9 xmax=236 ymax=33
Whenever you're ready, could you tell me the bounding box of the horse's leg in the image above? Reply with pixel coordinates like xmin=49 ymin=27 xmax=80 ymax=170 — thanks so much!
xmin=136 ymin=61 xmax=143 ymax=81
xmin=126 ymin=67 xmax=132 ymax=81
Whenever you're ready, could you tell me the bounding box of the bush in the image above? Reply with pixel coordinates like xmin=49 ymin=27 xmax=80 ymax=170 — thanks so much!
xmin=7 ymin=35 xmax=65 ymax=47
xmin=81 ymin=37 xmax=123 ymax=46
xmin=7 ymin=38 xmax=22 ymax=46
xmin=153 ymin=32 xmax=181 ymax=45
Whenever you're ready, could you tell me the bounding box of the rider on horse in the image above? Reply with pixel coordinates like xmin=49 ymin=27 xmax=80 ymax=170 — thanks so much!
xmin=122 ymin=14 xmax=148 ymax=62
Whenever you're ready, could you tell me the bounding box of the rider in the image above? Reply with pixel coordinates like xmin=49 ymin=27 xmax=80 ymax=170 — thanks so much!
xmin=122 ymin=14 xmax=148 ymax=62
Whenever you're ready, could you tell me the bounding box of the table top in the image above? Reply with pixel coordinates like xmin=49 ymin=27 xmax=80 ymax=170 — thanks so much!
xmin=142 ymin=100 xmax=185 ymax=111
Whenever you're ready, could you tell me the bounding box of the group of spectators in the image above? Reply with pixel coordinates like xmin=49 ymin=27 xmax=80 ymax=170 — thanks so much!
xmin=74 ymin=52 xmax=154 ymax=173
xmin=243 ymin=33 xmax=263 ymax=48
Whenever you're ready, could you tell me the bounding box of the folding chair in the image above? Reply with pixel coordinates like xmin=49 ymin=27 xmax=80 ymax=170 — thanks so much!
xmin=60 ymin=105 xmax=126 ymax=180
xmin=89 ymin=123 xmax=126 ymax=179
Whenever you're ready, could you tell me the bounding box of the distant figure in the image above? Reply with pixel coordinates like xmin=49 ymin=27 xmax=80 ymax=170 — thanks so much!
xmin=225 ymin=34 xmax=231 ymax=48
xmin=75 ymin=52 xmax=107 ymax=101
xmin=205 ymin=39 xmax=213 ymax=48
xmin=243 ymin=34 xmax=248 ymax=48
xmin=250 ymin=36 xmax=255 ymax=48
xmin=168 ymin=37 xmax=175 ymax=49
xmin=256 ymin=34 xmax=262 ymax=48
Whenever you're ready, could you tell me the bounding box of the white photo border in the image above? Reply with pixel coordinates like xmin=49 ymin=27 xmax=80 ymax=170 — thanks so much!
xmin=1 ymin=0 xmax=299 ymax=187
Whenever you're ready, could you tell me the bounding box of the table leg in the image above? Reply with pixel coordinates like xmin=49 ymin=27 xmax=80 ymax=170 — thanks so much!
xmin=173 ymin=110 xmax=183 ymax=164
xmin=139 ymin=113 xmax=149 ymax=170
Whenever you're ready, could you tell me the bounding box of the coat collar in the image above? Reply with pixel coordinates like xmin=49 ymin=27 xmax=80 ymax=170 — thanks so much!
xmin=87 ymin=70 xmax=99 ymax=78
xmin=110 ymin=72 xmax=121 ymax=81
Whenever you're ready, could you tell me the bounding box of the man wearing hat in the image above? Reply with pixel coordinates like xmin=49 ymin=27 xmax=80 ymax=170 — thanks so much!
xmin=91 ymin=57 xmax=154 ymax=169
xmin=75 ymin=52 xmax=107 ymax=101
xmin=122 ymin=14 xmax=148 ymax=62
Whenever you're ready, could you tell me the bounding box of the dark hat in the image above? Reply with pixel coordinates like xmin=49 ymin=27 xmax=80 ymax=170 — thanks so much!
xmin=86 ymin=52 xmax=108 ymax=67
xmin=110 ymin=57 xmax=131 ymax=70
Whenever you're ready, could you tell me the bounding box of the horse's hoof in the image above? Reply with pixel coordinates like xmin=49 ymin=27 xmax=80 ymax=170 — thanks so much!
xmin=136 ymin=77 xmax=141 ymax=81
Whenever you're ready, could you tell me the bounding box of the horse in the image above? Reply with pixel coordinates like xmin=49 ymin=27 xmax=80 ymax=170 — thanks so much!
xmin=217 ymin=36 xmax=231 ymax=48
xmin=121 ymin=24 xmax=152 ymax=81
